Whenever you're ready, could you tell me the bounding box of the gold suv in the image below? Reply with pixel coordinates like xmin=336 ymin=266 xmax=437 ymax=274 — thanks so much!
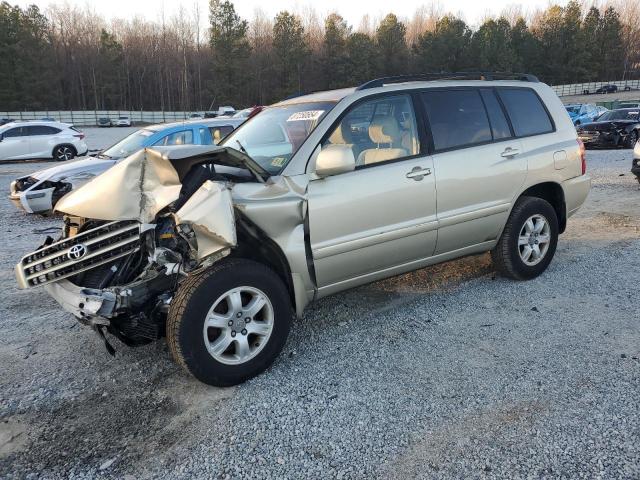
xmin=16 ymin=73 xmax=591 ymax=386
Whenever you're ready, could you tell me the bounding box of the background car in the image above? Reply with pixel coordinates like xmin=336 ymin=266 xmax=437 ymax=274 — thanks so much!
xmin=40 ymin=117 xmax=56 ymax=122
xmin=97 ymin=117 xmax=112 ymax=127
xmin=0 ymin=121 xmax=87 ymax=161
xmin=596 ymin=84 xmax=618 ymax=94
xmin=565 ymin=103 xmax=601 ymax=125
xmin=0 ymin=118 xmax=12 ymax=126
xmin=576 ymin=108 xmax=640 ymax=149
xmin=632 ymin=139 xmax=640 ymax=184
xmin=116 ymin=115 xmax=132 ymax=126
xmin=618 ymin=102 xmax=640 ymax=109
xmin=9 ymin=117 xmax=246 ymax=213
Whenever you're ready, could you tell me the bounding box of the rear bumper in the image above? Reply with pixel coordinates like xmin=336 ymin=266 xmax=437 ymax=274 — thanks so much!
xmin=563 ymin=175 xmax=591 ymax=217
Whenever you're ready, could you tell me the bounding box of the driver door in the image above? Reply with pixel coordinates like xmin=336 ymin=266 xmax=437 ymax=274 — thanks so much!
xmin=0 ymin=127 xmax=31 ymax=160
xmin=307 ymin=93 xmax=438 ymax=294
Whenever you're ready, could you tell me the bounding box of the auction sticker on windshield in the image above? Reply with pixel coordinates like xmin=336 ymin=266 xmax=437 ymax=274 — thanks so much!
xmin=287 ymin=110 xmax=324 ymax=122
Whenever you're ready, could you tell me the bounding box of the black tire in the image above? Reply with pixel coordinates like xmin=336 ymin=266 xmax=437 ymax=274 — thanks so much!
xmin=167 ymin=258 xmax=292 ymax=387
xmin=625 ymin=130 xmax=638 ymax=149
xmin=52 ymin=144 xmax=76 ymax=161
xmin=491 ymin=196 xmax=559 ymax=280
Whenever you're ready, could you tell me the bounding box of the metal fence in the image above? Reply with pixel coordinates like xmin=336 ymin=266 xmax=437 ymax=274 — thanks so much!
xmin=2 ymin=78 xmax=640 ymax=124
xmin=0 ymin=110 xmax=197 ymax=126
xmin=551 ymin=79 xmax=640 ymax=97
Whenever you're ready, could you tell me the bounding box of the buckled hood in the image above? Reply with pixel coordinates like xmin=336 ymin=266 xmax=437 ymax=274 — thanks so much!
xmin=54 ymin=145 xmax=269 ymax=223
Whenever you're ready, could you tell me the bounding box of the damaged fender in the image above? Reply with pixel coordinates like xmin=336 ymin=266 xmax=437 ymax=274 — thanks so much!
xmin=173 ymin=180 xmax=237 ymax=260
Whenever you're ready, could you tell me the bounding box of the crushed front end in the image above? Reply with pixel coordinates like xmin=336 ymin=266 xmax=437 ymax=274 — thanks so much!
xmin=14 ymin=146 xmax=245 ymax=349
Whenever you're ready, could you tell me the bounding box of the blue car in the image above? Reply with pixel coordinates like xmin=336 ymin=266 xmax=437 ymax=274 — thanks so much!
xmin=10 ymin=118 xmax=245 ymax=213
xmin=565 ymin=104 xmax=601 ymax=126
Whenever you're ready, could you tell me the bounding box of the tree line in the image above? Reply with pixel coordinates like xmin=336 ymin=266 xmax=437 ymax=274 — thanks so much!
xmin=0 ymin=0 xmax=639 ymax=112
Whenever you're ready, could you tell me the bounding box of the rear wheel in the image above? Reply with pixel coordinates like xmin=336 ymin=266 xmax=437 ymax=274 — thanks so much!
xmin=53 ymin=145 xmax=76 ymax=161
xmin=167 ymin=258 xmax=292 ymax=386
xmin=625 ymin=130 xmax=638 ymax=149
xmin=491 ymin=196 xmax=559 ymax=280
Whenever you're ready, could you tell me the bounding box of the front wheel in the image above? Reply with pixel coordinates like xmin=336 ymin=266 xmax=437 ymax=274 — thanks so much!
xmin=625 ymin=130 xmax=638 ymax=149
xmin=491 ymin=196 xmax=559 ymax=280
xmin=167 ymin=258 xmax=292 ymax=387
xmin=53 ymin=145 xmax=76 ymax=161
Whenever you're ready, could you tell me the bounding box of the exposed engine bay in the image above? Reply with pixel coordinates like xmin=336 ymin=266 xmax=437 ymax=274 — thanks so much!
xmin=15 ymin=145 xmax=313 ymax=351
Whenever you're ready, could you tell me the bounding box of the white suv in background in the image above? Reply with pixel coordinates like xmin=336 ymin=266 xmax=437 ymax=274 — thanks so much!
xmin=0 ymin=121 xmax=88 ymax=161
xmin=116 ymin=116 xmax=132 ymax=127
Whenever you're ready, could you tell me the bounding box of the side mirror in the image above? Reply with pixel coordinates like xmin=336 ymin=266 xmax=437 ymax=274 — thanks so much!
xmin=315 ymin=144 xmax=356 ymax=177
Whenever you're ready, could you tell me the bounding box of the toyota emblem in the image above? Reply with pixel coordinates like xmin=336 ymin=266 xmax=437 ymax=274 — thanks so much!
xmin=67 ymin=244 xmax=88 ymax=260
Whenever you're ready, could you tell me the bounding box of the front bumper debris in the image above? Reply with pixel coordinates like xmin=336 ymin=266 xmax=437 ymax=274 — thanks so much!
xmin=44 ymin=280 xmax=117 ymax=322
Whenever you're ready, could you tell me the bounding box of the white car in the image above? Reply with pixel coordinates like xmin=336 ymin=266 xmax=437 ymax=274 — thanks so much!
xmin=0 ymin=121 xmax=88 ymax=161
xmin=116 ymin=116 xmax=132 ymax=127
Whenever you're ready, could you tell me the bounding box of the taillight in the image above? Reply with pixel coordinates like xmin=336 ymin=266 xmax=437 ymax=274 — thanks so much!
xmin=577 ymin=138 xmax=586 ymax=175
xmin=74 ymin=133 xmax=85 ymax=140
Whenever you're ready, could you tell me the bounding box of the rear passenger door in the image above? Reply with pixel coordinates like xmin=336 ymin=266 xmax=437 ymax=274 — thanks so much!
xmin=420 ymin=88 xmax=526 ymax=254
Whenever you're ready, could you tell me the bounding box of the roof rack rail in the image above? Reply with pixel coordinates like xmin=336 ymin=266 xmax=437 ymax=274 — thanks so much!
xmin=356 ymin=72 xmax=539 ymax=90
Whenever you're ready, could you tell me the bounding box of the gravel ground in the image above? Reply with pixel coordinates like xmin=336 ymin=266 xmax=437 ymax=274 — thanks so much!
xmin=0 ymin=148 xmax=639 ymax=479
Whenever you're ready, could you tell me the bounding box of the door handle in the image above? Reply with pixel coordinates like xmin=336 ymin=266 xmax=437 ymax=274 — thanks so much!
xmin=501 ymin=147 xmax=520 ymax=158
xmin=406 ymin=166 xmax=432 ymax=181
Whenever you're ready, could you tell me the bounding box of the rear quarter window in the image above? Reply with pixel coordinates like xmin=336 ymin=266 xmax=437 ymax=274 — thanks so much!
xmin=497 ymin=88 xmax=554 ymax=137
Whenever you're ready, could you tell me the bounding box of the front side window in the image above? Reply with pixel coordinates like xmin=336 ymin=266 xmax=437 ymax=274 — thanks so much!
xmin=3 ymin=127 xmax=24 ymax=138
xmin=155 ymin=130 xmax=194 ymax=146
xmin=221 ymin=101 xmax=335 ymax=174
xmin=210 ymin=125 xmax=234 ymax=144
xmin=322 ymin=94 xmax=419 ymax=167
xmin=497 ymin=88 xmax=553 ymax=137
xmin=422 ymin=90 xmax=492 ymax=151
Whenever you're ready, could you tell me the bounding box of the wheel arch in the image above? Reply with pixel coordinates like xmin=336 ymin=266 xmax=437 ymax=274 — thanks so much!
xmin=52 ymin=143 xmax=77 ymax=158
xmin=519 ymin=182 xmax=567 ymax=233
xmin=230 ymin=213 xmax=299 ymax=314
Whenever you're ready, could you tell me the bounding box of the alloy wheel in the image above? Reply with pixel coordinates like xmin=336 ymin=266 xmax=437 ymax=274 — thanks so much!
xmin=518 ymin=214 xmax=551 ymax=266
xmin=202 ymin=286 xmax=274 ymax=365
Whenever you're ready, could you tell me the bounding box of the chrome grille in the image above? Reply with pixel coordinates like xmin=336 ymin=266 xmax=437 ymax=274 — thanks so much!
xmin=16 ymin=220 xmax=141 ymax=289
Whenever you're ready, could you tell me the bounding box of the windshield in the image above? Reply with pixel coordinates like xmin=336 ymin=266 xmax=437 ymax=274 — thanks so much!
xmin=565 ymin=106 xmax=580 ymax=114
xmin=597 ymin=110 xmax=639 ymax=121
xmin=221 ymin=101 xmax=335 ymax=174
xmin=99 ymin=129 xmax=154 ymax=159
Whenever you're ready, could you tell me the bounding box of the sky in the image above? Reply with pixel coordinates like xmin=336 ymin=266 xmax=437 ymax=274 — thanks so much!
xmin=14 ymin=0 xmax=567 ymax=28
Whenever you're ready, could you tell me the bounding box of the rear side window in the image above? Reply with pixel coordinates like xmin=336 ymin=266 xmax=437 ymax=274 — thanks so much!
xmin=497 ymin=88 xmax=553 ymax=137
xmin=155 ymin=130 xmax=194 ymax=146
xmin=479 ymin=89 xmax=512 ymax=140
xmin=421 ymin=90 xmax=492 ymax=151
xmin=25 ymin=125 xmax=61 ymax=135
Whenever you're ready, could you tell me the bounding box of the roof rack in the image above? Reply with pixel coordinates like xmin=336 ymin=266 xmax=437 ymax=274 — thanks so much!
xmin=356 ymin=72 xmax=539 ymax=90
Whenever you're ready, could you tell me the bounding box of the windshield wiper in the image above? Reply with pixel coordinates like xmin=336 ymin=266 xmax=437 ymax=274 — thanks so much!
xmin=236 ymin=140 xmax=248 ymax=155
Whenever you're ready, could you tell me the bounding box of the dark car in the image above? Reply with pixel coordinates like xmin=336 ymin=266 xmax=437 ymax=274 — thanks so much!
xmin=577 ymin=108 xmax=640 ymax=149
xmin=596 ymin=84 xmax=618 ymax=94
xmin=98 ymin=117 xmax=112 ymax=127
xmin=0 ymin=118 xmax=13 ymax=126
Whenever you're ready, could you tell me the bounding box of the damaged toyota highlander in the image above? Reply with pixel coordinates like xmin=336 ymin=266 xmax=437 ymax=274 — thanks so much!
xmin=15 ymin=74 xmax=591 ymax=386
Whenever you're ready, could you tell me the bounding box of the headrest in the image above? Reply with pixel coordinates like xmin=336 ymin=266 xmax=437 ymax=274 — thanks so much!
xmin=328 ymin=124 xmax=345 ymax=144
xmin=369 ymin=116 xmax=401 ymax=144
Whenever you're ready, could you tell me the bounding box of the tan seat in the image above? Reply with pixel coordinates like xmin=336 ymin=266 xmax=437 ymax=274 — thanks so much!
xmin=357 ymin=117 xmax=408 ymax=166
